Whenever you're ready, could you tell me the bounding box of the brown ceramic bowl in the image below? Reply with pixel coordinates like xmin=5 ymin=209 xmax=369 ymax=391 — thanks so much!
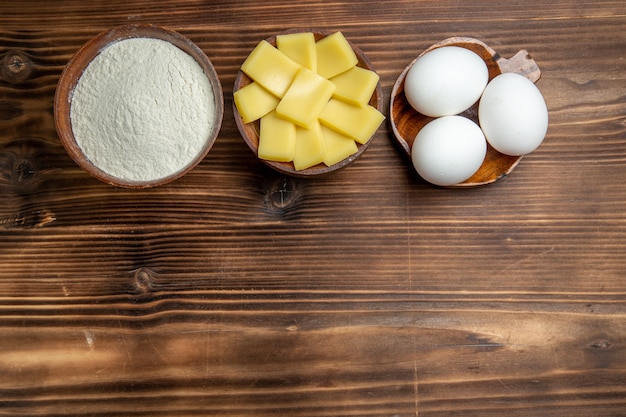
xmin=54 ymin=24 xmax=224 ymax=188
xmin=390 ymin=37 xmax=541 ymax=187
xmin=233 ymin=29 xmax=384 ymax=177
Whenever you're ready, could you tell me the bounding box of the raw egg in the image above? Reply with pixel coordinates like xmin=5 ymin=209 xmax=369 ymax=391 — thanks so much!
xmin=478 ymin=72 xmax=548 ymax=156
xmin=411 ymin=115 xmax=487 ymax=186
xmin=404 ymin=46 xmax=489 ymax=117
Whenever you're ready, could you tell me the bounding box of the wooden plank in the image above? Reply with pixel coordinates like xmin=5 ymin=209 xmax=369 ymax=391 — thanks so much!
xmin=1 ymin=0 xmax=625 ymax=415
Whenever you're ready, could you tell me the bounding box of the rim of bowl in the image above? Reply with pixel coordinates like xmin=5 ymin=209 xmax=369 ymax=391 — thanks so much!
xmin=233 ymin=28 xmax=384 ymax=177
xmin=54 ymin=23 xmax=224 ymax=188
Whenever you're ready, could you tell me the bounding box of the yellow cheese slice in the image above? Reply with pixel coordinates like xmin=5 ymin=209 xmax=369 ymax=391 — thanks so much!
xmin=234 ymin=82 xmax=280 ymax=123
xmin=277 ymin=32 xmax=317 ymax=72
xmin=258 ymin=111 xmax=296 ymax=162
xmin=315 ymin=32 xmax=358 ymax=79
xmin=276 ymin=67 xmax=335 ymax=129
xmin=329 ymin=66 xmax=379 ymax=106
xmin=319 ymin=98 xmax=385 ymax=144
xmin=241 ymin=40 xmax=302 ymax=98
xmin=320 ymin=124 xmax=358 ymax=166
xmin=293 ymin=121 xmax=326 ymax=170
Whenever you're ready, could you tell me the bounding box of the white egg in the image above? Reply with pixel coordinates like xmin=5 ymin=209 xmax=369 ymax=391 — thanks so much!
xmin=411 ymin=116 xmax=487 ymax=186
xmin=478 ymin=72 xmax=548 ymax=156
xmin=404 ymin=46 xmax=489 ymax=117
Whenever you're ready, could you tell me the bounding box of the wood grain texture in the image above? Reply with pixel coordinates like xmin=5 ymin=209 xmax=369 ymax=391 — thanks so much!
xmin=1 ymin=1 xmax=626 ymax=416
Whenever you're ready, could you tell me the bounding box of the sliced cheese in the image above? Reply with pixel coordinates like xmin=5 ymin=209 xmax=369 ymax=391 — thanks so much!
xmin=276 ymin=67 xmax=335 ymax=129
xmin=320 ymin=124 xmax=358 ymax=166
xmin=241 ymin=40 xmax=301 ymax=98
xmin=319 ymin=98 xmax=385 ymax=144
xmin=294 ymin=121 xmax=326 ymax=171
xmin=330 ymin=66 xmax=379 ymax=106
xmin=258 ymin=111 xmax=296 ymax=162
xmin=233 ymin=82 xmax=280 ymax=123
xmin=277 ymin=32 xmax=317 ymax=72
xmin=315 ymin=32 xmax=358 ymax=79
xmin=236 ymin=31 xmax=384 ymax=169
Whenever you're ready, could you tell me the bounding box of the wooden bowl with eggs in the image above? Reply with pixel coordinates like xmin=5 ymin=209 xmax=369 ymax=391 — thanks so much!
xmin=233 ymin=29 xmax=384 ymax=177
xmin=390 ymin=37 xmax=542 ymax=187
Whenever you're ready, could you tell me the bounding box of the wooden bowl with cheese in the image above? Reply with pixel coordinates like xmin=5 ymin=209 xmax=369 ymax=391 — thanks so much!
xmin=233 ymin=29 xmax=384 ymax=177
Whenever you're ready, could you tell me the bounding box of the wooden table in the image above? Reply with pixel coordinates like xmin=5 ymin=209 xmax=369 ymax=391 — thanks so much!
xmin=1 ymin=1 xmax=625 ymax=415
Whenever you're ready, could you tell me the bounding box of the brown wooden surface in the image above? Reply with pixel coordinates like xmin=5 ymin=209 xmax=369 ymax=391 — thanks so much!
xmin=1 ymin=1 xmax=625 ymax=416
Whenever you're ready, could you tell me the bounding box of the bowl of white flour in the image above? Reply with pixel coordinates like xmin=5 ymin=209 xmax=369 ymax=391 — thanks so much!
xmin=55 ymin=24 xmax=224 ymax=188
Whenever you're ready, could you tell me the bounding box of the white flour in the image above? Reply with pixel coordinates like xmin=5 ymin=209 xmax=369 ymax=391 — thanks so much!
xmin=70 ymin=37 xmax=215 ymax=182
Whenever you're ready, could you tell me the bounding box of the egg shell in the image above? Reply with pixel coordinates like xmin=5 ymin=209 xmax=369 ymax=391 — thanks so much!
xmin=404 ymin=46 xmax=489 ymax=118
xmin=411 ymin=115 xmax=487 ymax=186
xmin=478 ymin=72 xmax=548 ymax=156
